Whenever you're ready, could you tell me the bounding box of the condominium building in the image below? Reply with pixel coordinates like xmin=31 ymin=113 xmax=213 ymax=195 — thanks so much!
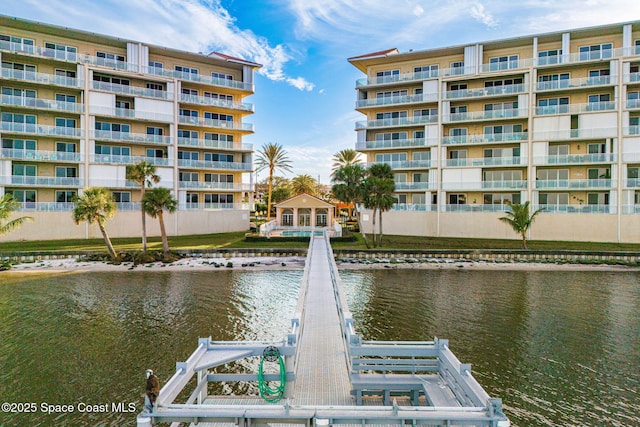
xmin=350 ymin=21 xmax=640 ymax=243
xmin=0 ymin=15 xmax=259 ymax=241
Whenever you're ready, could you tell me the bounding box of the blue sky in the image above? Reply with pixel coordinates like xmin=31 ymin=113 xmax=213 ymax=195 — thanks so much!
xmin=2 ymin=0 xmax=638 ymax=184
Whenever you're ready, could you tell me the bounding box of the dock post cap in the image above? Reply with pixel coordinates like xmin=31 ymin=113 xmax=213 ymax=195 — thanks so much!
xmin=315 ymin=418 xmax=330 ymax=426
xmin=136 ymin=414 xmax=152 ymax=427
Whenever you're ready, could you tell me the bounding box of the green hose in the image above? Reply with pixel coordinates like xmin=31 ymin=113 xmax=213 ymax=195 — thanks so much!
xmin=257 ymin=346 xmax=286 ymax=402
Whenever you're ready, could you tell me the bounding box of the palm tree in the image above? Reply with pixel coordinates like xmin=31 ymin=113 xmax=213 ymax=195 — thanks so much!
xmin=291 ymin=174 xmax=318 ymax=196
xmin=331 ymin=149 xmax=360 ymax=175
xmin=255 ymin=143 xmax=292 ymax=221
xmin=0 ymin=194 xmax=33 ymax=236
xmin=142 ymin=187 xmax=177 ymax=257
xmin=126 ymin=161 xmax=160 ymax=252
xmin=363 ymin=163 xmax=396 ymax=248
xmin=72 ymin=187 xmax=117 ymax=259
xmin=331 ymin=163 xmax=369 ymax=248
xmin=498 ymin=201 xmax=544 ymax=249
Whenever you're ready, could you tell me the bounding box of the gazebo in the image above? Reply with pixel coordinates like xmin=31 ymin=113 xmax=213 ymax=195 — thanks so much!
xmin=274 ymin=193 xmax=335 ymax=229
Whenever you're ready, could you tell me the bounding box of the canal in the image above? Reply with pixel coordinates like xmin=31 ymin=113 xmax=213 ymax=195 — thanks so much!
xmin=0 ymin=267 xmax=638 ymax=426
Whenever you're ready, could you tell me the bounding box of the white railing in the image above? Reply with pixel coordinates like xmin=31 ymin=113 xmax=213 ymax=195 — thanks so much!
xmin=177 ymin=137 xmax=253 ymax=151
xmin=91 ymin=81 xmax=172 ymax=100
xmin=92 ymin=130 xmax=172 ymax=144
xmin=356 ymin=93 xmax=438 ymax=108
xmin=1 ymin=94 xmax=83 ymax=113
xmin=1 ymin=148 xmax=82 ymax=162
xmin=533 ymin=127 xmax=617 ymax=140
xmin=535 ymin=101 xmax=616 ymax=116
xmin=178 ymin=116 xmax=254 ymax=132
xmin=90 ymin=105 xmax=173 ymax=122
xmin=177 ymin=159 xmax=252 ymax=171
xmin=355 ymin=115 xmax=438 ymax=129
xmin=535 ymin=179 xmax=615 ymax=189
xmin=533 ymin=153 xmax=616 ymax=165
xmin=536 ymin=76 xmax=612 ymax=91
xmin=356 ymin=138 xmax=437 ymax=150
xmin=90 ymin=154 xmax=170 ymax=166
xmin=1 ymin=67 xmax=82 ymax=87
xmin=442 ymin=132 xmax=528 ymax=145
xmin=179 ymin=94 xmax=254 ymax=112
xmin=1 ymin=122 xmax=83 ymax=138
xmin=445 ymin=84 xmax=527 ymax=100
xmin=445 ymin=156 xmax=524 ymax=167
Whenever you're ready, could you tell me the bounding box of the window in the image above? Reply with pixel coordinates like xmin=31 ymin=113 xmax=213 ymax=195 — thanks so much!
xmin=95 ymin=122 xmax=129 ymax=132
xmin=484 ymin=124 xmax=523 ymax=135
xmin=412 ymin=152 xmax=430 ymax=161
xmin=448 ymin=149 xmax=467 ymax=160
xmin=549 ymin=145 xmax=569 ymax=156
xmin=484 ymin=101 xmax=518 ymax=111
xmin=3 ymin=138 xmax=36 ymax=150
xmin=146 ymin=82 xmax=165 ymax=91
xmin=182 ymin=88 xmax=198 ymax=96
xmin=12 ymin=164 xmax=36 ymax=176
xmin=538 ymin=73 xmax=570 ymax=87
xmin=204 ymin=92 xmax=233 ymax=101
xmin=204 ymin=174 xmax=234 ymax=183
xmin=204 ymin=133 xmax=234 ymax=142
xmin=483 ymin=170 xmax=522 ymax=181
xmin=2 ymin=87 xmax=36 ymax=98
xmin=414 ymin=108 xmax=438 ymax=117
xmin=588 ymin=93 xmax=611 ymax=110
xmin=204 ymin=153 xmax=234 ymax=162
xmin=413 ymin=173 xmax=426 ymax=183
xmin=55 ymin=93 xmax=76 ymax=103
xmin=537 ymin=169 xmax=568 ymax=180
xmin=413 ymin=130 xmax=424 ymax=139
xmin=484 ymin=77 xmax=523 ymax=87
xmin=2 ymin=61 xmax=36 ymax=73
xmin=394 ymin=173 xmax=407 ymax=184
xmin=211 ymin=71 xmax=233 ymax=80
xmin=204 ymin=194 xmax=234 ymax=204
xmin=175 ymin=65 xmax=198 ymax=74
xmin=450 ymin=105 xmax=467 ymax=114
xmin=186 ymin=193 xmax=199 ymax=204
xmin=6 ymin=189 xmax=36 ymax=205
xmin=55 ymin=118 xmax=76 ymax=128
xmin=589 ymin=69 xmax=610 ymax=77
xmin=588 ymin=143 xmax=606 ymax=154
xmin=146 ymin=127 xmax=164 ymax=136
xmin=376 ymin=111 xmax=407 ymax=120
xmin=56 ymin=142 xmax=76 ymax=152
xmin=588 ymin=168 xmax=610 ymax=180
xmin=55 ymin=166 xmax=77 ymax=178
xmin=146 ymin=148 xmax=165 ymax=158
xmin=93 ymin=74 xmax=130 ymax=85
xmin=377 ymin=90 xmax=408 ymax=98
xmin=178 ymin=130 xmax=198 ymax=139
xmin=449 ymin=194 xmax=466 ymax=205
xmin=56 ymin=191 xmax=76 ymax=203
xmin=628 ymin=167 xmax=639 ymax=179
xmin=489 ymin=55 xmax=519 ymax=70
xmin=112 ymin=191 xmax=131 ymax=203
xmin=179 ymin=172 xmax=199 ymax=182
xmin=538 ymin=49 xmax=562 ymax=65
xmin=450 ymin=83 xmax=467 ymax=91
xmin=148 ymin=60 xmax=163 ymax=69
xmin=412 ymin=194 xmax=426 ymax=204
xmin=179 ymin=109 xmax=198 ymax=117
xmin=397 ymin=195 xmax=407 ymax=204
xmin=450 ymin=128 xmax=467 ymax=137
xmin=204 ymin=112 xmax=234 ymax=122
xmin=376 ymin=69 xmax=399 ymax=82
xmin=0 ymin=34 xmax=34 ymax=52
xmin=414 ymin=65 xmax=438 ymax=78
xmin=450 ymin=61 xmax=465 ymax=75
xmin=44 ymin=42 xmax=77 ymax=60
xmin=55 ymin=69 xmax=76 ymax=78
xmin=484 ymin=147 xmax=520 ymax=158
xmin=483 ymin=193 xmax=520 ymax=205
xmin=579 ymin=43 xmax=613 ymax=61
xmin=537 ymin=97 xmax=570 ymax=114
xmin=375 ymin=153 xmax=407 ymax=162
xmin=178 ymin=151 xmax=199 ymax=160
xmin=636 ymin=40 xmax=640 ymax=54
xmin=2 ymin=112 xmax=36 ymax=124
xmin=587 ymin=193 xmax=609 ymax=205
xmin=96 ymin=51 xmax=125 ymax=65
xmin=375 ymin=132 xmax=407 ymax=141
xmin=539 ymin=193 xmax=569 ymax=205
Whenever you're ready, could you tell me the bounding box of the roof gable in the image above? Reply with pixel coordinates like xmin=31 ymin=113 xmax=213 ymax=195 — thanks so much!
xmin=275 ymin=193 xmax=334 ymax=209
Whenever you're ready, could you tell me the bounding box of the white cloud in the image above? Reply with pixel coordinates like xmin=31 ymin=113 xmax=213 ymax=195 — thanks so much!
xmin=412 ymin=5 xmax=425 ymax=17
xmin=470 ymin=2 xmax=498 ymax=28
xmin=10 ymin=0 xmax=314 ymax=91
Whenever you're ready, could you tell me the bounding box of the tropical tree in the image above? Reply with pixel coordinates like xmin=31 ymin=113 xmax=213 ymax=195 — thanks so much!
xmin=72 ymin=187 xmax=117 ymax=259
xmin=142 ymin=187 xmax=177 ymax=257
xmin=255 ymin=143 xmax=292 ymax=221
xmin=331 ymin=149 xmax=361 ymax=175
xmin=0 ymin=194 xmax=33 ymax=236
xmin=331 ymin=163 xmax=369 ymax=248
xmin=498 ymin=201 xmax=544 ymax=249
xmin=126 ymin=161 xmax=160 ymax=252
xmin=291 ymin=174 xmax=318 ymax=196
xmin=362 ymin=163 xmax=396 ymax=248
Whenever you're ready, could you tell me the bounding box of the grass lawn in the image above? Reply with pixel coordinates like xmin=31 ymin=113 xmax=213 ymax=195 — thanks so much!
xmin=1 ymin=231 xmax=640 ymax=254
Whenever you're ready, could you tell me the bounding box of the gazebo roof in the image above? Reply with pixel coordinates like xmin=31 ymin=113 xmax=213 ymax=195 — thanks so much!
xmin=275 ymin=193 xmax=335 ymax=209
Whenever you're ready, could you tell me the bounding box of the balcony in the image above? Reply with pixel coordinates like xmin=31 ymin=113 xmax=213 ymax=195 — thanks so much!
xmin=178 ymin=116 xmax=254 ymax=132
xmin=393 ymin=182 xmax=435 ymax=191
xmin=177 ymin=137 xmax=253 ymax=151
xmin=533 ymin=153 xmax=616 ymax=165
xmin=90 ymin=105 xmax=173 ymax=122
xmin=367 ymin=160 xmax=432 ymax=169
xmin=356 ymin=138 xmax=437 ymax=150
xmin=444 ymin=204 xmax=510 ymax=212
xmin=143 ymin=66 xmax=254 ymax=92
xmin=535 ymin=101 xmax=616 ymax=116
xmin=534 ymin=204 xmax=612 ymax=214
xmin=480 ymin=58 xmax=534 ymax=73
xmin=90 ymin=153 xmax=170 ymax=166
xmin=177 ymin=158 xmax=252 ymax=171
xmin=356 ymin=93 xmax=438 ymax=108
xmin=442 ymin=131 xmax=528 ymax=145
xmin=355 ymin=116 xmax=437 ymax=130
xmin=1 ymin=148 xmax=82 ymax=162
xmin=444 ymin=84 xmax=527 ymax=100
xmin=91 ymin=81 xmax=172 ymax=100
xmin=445 ymin=108 xmax=528 ymax=123
xmin=179 ymin=202 xmax=245 ymax=210
xmin=178 ymin=181 xmax=252 ymax=191
xmin=627 ymin=99 xmax=640 ymax=109
xmin=92 ymin=130 xmax=172 ymax=145
xmin=442 ymin=180 xmax=527 ymax=190
xmin=390 ymin=203 xmax=435 ymax=212
xmin=625 ymin=178 xmax=640 ymax=187
xmin=1 ymin=67 xmax=82 ymax=88
xmin=2 ymin=94 xmax=83 ymax=113
xmin=87 ymin=178 xmax=139 ymax=188
xmin=535 ymin=179 xmax=614 ymax=189
xmin=1 ymin=122 xmax=83 ymax=138
xmin=534 ymin=127 xmax=617 ymax=141
xmin=624 ymin=126 xmax=640 ymax=136
xmin=622 ymin=204 xmax=640 ymax=214
xmin=535 ymin=47 xmax=625 ymax=67
xmin=179 ymin=94 xmax=254 ymax=112
xmin=445 ymin=156 xmax=524 ymax=167
xmin=354 ymin=66 xmax=477 ymax=88
xmin=626 ymin=72 xmax=640 ymax=83
xmin=535 ymin=76 xmax=612 ymax=92
xmin=2 ymin=175 xmax=82 ymax=187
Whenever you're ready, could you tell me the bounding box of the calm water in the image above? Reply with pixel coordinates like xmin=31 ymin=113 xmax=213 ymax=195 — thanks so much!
xmin=0 ymin=268 xmax=638 ymax=426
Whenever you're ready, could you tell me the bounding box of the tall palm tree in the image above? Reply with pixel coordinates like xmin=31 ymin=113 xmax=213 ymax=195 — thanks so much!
xmin=0 ymin=194 xmax=33 ymax=236
xmin=126 ymin=161 xmax=160 ymax=252
xmin=291 ymin=174 xmax=318 ymax=196
xmin=363 ymin=163 xmax=396 ymax=248
xmin=331 ymin=149 xmax=360 ymax=176
xmin=498 ymin=201 xmax=544 ymax=249
xmin=332 ymin=163 xmax=369 ymax=248
xmin=142 ymin=187 xmax=177 ymax=257
xmin=72 ymin=187 xmax=117 ymax=259
xmin=255 ymin=143 xmax=292 ymax=221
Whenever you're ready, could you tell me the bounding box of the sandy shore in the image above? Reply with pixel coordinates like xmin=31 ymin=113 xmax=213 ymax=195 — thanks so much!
xmin=4 ymin=255 xmax=638 ymax=273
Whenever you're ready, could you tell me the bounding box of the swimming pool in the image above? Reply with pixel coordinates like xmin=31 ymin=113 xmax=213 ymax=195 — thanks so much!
xmin=280 ymin=230 xmax=324 ymax=237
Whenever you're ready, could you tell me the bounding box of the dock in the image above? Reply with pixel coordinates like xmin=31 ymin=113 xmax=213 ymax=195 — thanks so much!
xmin=137 ymin=233 xmax=510 ymax=426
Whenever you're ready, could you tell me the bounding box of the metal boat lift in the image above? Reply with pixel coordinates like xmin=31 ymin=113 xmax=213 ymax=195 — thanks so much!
xmin=137 ymin=233 xmax=510 ymax=426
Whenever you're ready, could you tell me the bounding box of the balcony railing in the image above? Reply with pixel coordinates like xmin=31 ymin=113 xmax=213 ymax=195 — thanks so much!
xmin=1 ymin=94 xmax=83 ymax=113
xmin=178 ymin=116 xmax=254 ymax=132
xmin=533 ymin=127 xmax=618 ymax=140
xmin=92 ymin=130 xmax=172 ymax=144
xmin=90 ymin=154 xmax=170 ymax=166
xmin=445 ymin=156 xmax=523 ymax=167
xmin=535 ymin=101 xmax=616 ymax=116
xmin=356 ymin=138 xmax=437 ymax=150
xmin=442 ymin=131 xmax=528 ymax=145
xmin=624 ymin=126 xmax=640 ymax=136
xmin=444 ymin=84 xmax=527 ymax=100
xmin=1 ymin=148 xmax=82 ymax=162
xmin=143 ymin=66 xmax=253 ymax=91
xmin=91 ymin=81 xmax=172 ymax=100
xmin=390 ymin=203 xmax=436 ymax=212
xmin=625 ymin=178 xmax=640 ymax=187
xmin=534 ymin=47 xmax=626 ymax=67
xmin=533 ymin=153 xmax=616 ymax=165
xmin=179 ymin=202 xmax=245 ymax=210
xmin=446 ymin=108 xmax=528 ymax=123
xmin=626 ymin=72 xmax=640 ymax=83
xmin=480 ymin=58 xmax=534 ymax=73
xmin=179 ymin=94 xmax=254 ymax=112
xmin=178 ymin=181 xmax=252 ymax=191
xmin=90 ymin=105 xmax=173 ymax=122
xmin=1 ymin=122 xmax=83 ymax=138
xmin=14 ymin=202 xmax=74 ymax=212
xmin=444 ymin=204 xmax=511 ymax=212
xmin=535 ymin=179 xmax=614 ymax=189
xmin=355 ymin=115 xmax=438 ymax=129
xmin=87 ymin=178 xmax=139 ymax=188
xmin=534 ymin=204 xmax=612 ymax=214
xmin=1 ymin=67 xmax=82 ymax=88
xmin=2 ymin=175 xmax=82 ymax=187
xmin=442 ymin=180 xmax=527 ymax=190
xmin=627 ymin=99 xmax=640 ymax=109
xmin=622 ymin=204 xmax=640 ymax=214
xmin=177 ymin=159 xmax=252 ymax=171
xmin=177 ymin=137 xmax=253 ymax=151
xmin=356 ymin=93 xmax=438 ymax=108
xmin=367 ymin=160 xmax=432 ymax=169
xmin=535 ymin=76 xmax=612 ymax=91
xmin=354 ymin=66 xmax=477 ymax=87
xmin=393 ymin=182 xmax=435 ymax=191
